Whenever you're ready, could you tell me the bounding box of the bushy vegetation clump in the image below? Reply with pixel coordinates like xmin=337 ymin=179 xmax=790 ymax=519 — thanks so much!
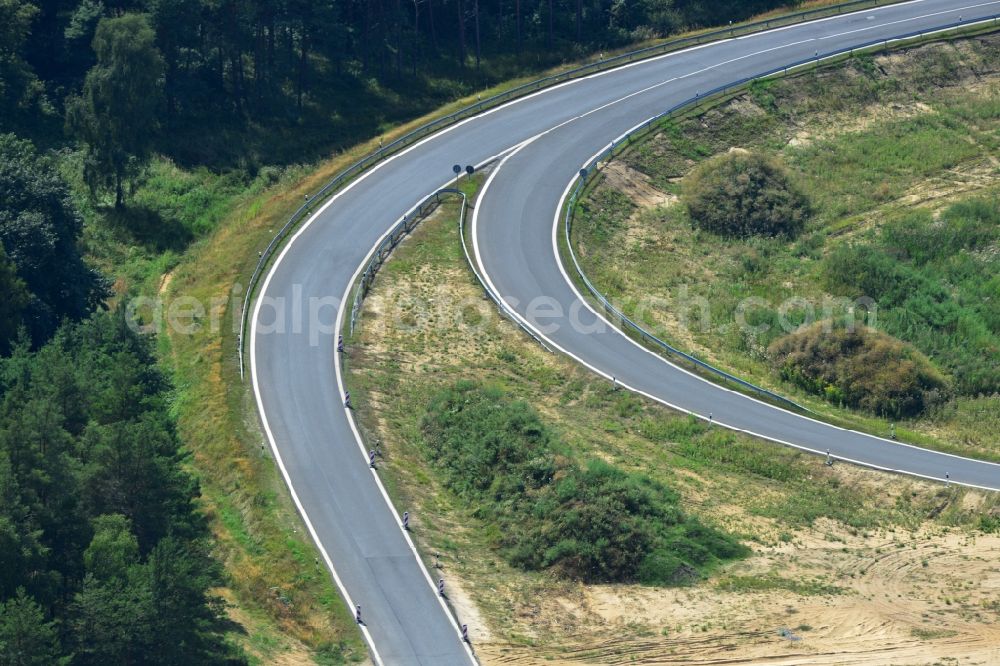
xmin=683 ymin=151 xmax=810 ymax=238
xmin=769 ymin=322 xmax=950 ymax=418
xmin=422 ymin=381 xmax=747 ymax=584
xmin=824 ymin=198 xmax=1000 ymax=396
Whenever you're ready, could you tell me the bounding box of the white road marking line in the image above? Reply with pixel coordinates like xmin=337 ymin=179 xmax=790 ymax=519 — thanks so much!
xmin=251 ymin=287 xmax=386 ymax=665
xmin=734 ymin=0 xmax=929 ymax=39
xmin=469 ymin=113 xmax=999 ymax=493
xmin=551 ymin=140 xmax=1000 ymax=473
xmin=252 ymin=123 xmax=493 ymax=666
xmin=821 ymin=0 xmax=1000 ymax=39
xmin=249 ymin=25 xmax=861 ymax=659
xmin=251 ymin=4 xmax=1000 ymax=661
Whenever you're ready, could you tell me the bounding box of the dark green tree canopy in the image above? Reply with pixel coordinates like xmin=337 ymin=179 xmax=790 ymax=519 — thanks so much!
xmin=0 ymin=589 xmax=66 ymax=666
xmin=0 ymin=309 xmax=244 ymax=664
xmin=7 ymin=0 xmax=818 ymax=167
xmin=0 ymin=245 xmax=28 ymax=355
xmin=0 ymin=0 xmax=44 ymax=125
xmin=0 ymin=134 xmax=107 ymax=346
xmin=66 ymin=13 xmax=164 ymax=206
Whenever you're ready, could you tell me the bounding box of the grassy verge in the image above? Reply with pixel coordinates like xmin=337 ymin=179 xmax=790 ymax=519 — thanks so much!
xmin=342 ymin=176 xmax=1000 ymax=660
xmin=572 ymin=34 xmax=1000 ymax=460
xmin=157 ymin=165 xmax=370 ymax=663
xmin=108 ymin=4 xmax=947 ymax=660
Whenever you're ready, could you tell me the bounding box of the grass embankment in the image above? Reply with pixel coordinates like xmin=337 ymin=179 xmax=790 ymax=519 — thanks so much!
xmin=422 ymin=381 xmax=748 ymax=585
xmin=573 ymin=35 xmax=1000 ymax=459
xmin=137 ymin=6 xmax=903 ymax=659
xmin=154 ymin=121 xmax=493 ymax=663
xmin=343 ymin=186 xmax=1000 ymax=661
xmin=82 ymin=6 xmax=947 ymax=660
xmin=156 ymin=162 xmax=368 ymax=663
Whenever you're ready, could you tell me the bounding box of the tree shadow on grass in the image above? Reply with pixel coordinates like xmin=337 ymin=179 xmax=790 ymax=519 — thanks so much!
xmin=102 ymin=204 xmax=194 ymax=254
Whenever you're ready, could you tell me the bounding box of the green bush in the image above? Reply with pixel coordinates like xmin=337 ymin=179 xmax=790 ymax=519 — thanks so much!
xmin=422 ymin=381 xmax=747 ymax=584
xmin=421 ymin=382 xmax=557 ymax=503
xmin=824 ymin=198 xmax=1000 ymax=396
xmin=769 ymin=322 xmax=950 ymax=418
xmin=682 ymin=150 xmax=810 ymax=238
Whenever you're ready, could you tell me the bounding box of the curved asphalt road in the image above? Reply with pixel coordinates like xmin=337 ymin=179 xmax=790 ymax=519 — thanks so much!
xmin=251 ymin=2 xmax=1000 ymax=663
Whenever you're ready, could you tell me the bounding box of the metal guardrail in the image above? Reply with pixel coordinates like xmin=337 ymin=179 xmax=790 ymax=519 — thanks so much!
xmin=563 ymin=14 xmax=1000 ymax=412
xmin=237 ymin=0 xmax=910 ymax=378
xmin=345 ymin=180 xmax=553 ymax=351
xmin=349 ymin=188 xmax=464 ymax=334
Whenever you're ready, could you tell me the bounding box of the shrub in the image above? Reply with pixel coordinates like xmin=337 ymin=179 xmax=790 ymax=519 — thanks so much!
xmin=422 ymin=382 xmax=747 ymax=584
xmin=823 ymin=198 xmax=1000 ymax=396
xmin=768 ymin=322 xmax=950 ymax=418
xmin=683 ymin=150 xmax=810 ymax=238
xmin=421 ymin=381 xmax=556 ymax=502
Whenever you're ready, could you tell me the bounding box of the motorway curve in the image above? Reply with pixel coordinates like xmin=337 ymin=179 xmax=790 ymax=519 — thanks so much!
xmin=250 ymin=2 xmax=1000 ymax=663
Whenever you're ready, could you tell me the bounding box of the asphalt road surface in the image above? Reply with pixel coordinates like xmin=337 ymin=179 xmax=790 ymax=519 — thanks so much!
xmin=251 ymin=2 xmax=1000 ymax=663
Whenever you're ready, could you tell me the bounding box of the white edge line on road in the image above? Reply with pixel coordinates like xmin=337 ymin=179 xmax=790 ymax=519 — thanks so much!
xmin=254 ymin=129 xmax=520 ymax=660
xmin=334 ymin=224 xmax=479 ymax=663
xmin=821 ymin=0 xmax=1000 ymax=39
xmin=331 ymin=154 xmax=520 ymax=662
xmin=251 ymin=5 xmax=1000 ymax=662
xmin=733 ymin=0 xmax=930 ymax=40
xmin=469 ymin=107 xmax=999 ymax=494
xmin=486 ymin=11 xmax=1000 ymax=480
xmin=566 ymin=157 xmax=1000 ymax=475
xmin=573 ymin=15 xmax=1000 ymax=474
xmin=247 ymin=13 xmax=818 ymax=658
xmin=251 ymin=129 xmax=497 ymax=665
xmin=553 ymin=148 xmax=1000 ymax=486
xmin=252 ymin=280 xmax=384 ymax=662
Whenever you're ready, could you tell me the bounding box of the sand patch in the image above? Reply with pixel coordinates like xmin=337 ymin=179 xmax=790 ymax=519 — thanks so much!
xmin=475 ymin=526 xmax=1000 ymax=665
xmin=601 ymin=161 xmax=676 ymax=210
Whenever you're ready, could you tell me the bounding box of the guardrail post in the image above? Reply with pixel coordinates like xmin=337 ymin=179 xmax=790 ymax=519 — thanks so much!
xmin=241 ymin=0 xmax=939 ymax=379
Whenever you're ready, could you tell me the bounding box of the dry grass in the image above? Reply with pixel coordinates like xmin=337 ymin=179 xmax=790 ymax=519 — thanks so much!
xmin=574 ymin=35 xmax=1000 ymax=458
xmin=156 ymin=51 xmax=629 ymax=662
xmin=343 ymin=192 xmax=1000 ymax=664
xmin=153 ymin=3 xmax=933 ymax=660
xmin=161 ymin=174 xmax=368 ymax=663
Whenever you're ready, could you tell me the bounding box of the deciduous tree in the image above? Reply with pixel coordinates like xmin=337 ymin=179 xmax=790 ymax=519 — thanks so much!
xmin=66 ymin=13 xmax=165 ymax=207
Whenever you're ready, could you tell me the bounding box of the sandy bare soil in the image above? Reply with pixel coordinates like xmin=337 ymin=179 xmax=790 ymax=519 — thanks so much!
xmin=474 ymin=520 xmax=1000 ymax=665
xmin=357 ymin=220 xmax=1000 ymax=665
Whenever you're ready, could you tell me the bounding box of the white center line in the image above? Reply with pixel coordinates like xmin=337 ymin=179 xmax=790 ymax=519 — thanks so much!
xmin=822 ymin=0 xmax=1000 ymax=39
